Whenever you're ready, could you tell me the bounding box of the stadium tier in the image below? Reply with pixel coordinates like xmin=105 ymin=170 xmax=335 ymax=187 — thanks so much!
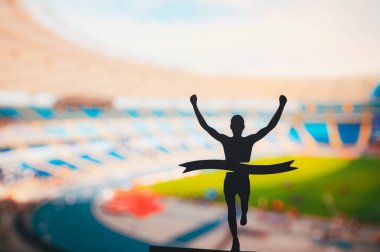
xmin=0 ymin=85 xmax=379 ymax=202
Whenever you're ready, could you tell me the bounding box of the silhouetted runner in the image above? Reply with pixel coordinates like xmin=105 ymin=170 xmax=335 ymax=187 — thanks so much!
xmin=190 ymin=94 xmax=287 ymax=251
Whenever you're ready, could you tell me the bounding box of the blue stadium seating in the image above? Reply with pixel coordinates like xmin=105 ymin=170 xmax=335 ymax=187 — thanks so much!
xmin=155 ymin=145 xmax=170 ymax=154
xmin=80 ymin=154 xmax=103 ymax=164
xmin=177 ymin=110 xmax=192 ymax=117
xmin=152 ymin=110 xmax=166 ymax=117
xmin=0 ymin=107 xmax=19 ymax=118
xmin=370 ymin=85 xmax=380 ymax=142
xmin=304 ymin=123 xmax=330 ymax=144
xmin=108 ymin=150 xmax=126 ymax=160
xmin=288 ymin=127 xmax=301 ymax=143
xmin=205 ymin=111 xmax=219 ymax=117
xmin=316 ymin=105 xmax=328 ymax=114
xmin=32 ymin=107 xmax=55 ymax=119
xmin=331 ymin=105 xmax=343 ymax=113
xmin=316 ymin=104 xmax=342 ymax=114
xmin=2 ymin=89 xmax=379 ymax=186
xmin=372 ymin=83 xmax=380 ymax=98
xmin=21 ymin=163 xmax=52 ymax=178
xmin=126 ymin=109 xmax=140 ymax=118
xmin=82 ymin=107 xmax=102 ymax=118
xmin=49 ymin=159 xmax=78 ymax=170
xmin=370 ymin=115 xmax=380 ymax=142
xmin=0 ymin=147 xmax=13 ymax=152
xmin=353 ymin=104 xmax=365 ymax=113
xmin=337 ymin=123 xmax=360 ymax=145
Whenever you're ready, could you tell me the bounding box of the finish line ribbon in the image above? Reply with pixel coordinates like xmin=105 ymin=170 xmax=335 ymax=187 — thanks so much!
xmin=179 ymin=160 xmax=297 ymax=175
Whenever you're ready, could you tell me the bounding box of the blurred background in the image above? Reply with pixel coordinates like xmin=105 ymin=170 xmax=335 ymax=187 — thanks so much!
xmin=0 ymin=0 xmax=380 ymax=251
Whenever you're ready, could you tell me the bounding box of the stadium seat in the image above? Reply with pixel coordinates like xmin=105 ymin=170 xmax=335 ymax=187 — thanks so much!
xmin=126 ymin=109 xmax=140 ymax=118
xmin=337 ymin=123 xmax=360 ymax=145
xmin=49 ymin=159 xmax=78 ymax=170
xmin=80 ymin=154 xmax=103 ymax=164
xmin=205 ymin=111 xmax=219 ymax=117
xmin=331 ymin=105 xmax=343 ymax=113
xmin=0 ymin=107 xmax=19 ymax=118
xmin=289 ymin=127 xmax=301 ymax=143
xmin=155 ymin=145 xmax=170 ymax=154
xmin=82 ymin=107 xmax=102 ymax=118
xmin=353 ymin=104 xmax=365 ymax=113
xmin=32 ymin=107 xmax=55 ymax=119
xmin=108 ymin=150 xmax=126 ymax=160
xmin=0 ymin=147 xmax=12 ymax=152
xmin=372 ymin=83 xmax=380 ymax=98
xmin=316 ymin=104 xmax=342 ymax=114
xmin=177 ymin=110 xmax=192 ymax=117
xmin=21 ymin=163 xmax=52 ymax=178
xmin=304 ymin=123 xmax=330 ymax=144
xmin=370 ymin=115 xmax=380 ymax=142
xmin=152 ymin=110 xmax=166 ymax=117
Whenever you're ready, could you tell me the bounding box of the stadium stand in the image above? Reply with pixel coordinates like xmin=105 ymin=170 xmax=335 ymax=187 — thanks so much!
xmin=0 ymin=84 xmax=379 ymax=202
xmin=370 ymin=84 xmax=380 ymax=143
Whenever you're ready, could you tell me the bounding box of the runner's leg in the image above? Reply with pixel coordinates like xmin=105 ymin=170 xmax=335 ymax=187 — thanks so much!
xmin=225 ymin=193 xmax=237 ymax=239
xmin=238 ymin=176 xmax=250 ymax=226
xmin=239 ymin=192 xmax=249 ymax=226
xmin=224 ymin=175 xmax=240 ymax=251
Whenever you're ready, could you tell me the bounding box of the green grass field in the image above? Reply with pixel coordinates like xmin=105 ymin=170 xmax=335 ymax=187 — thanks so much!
xmin=149 ymin=156 xmax=380 ymax=224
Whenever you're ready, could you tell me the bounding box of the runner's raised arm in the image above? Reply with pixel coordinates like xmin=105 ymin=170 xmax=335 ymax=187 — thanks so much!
xmin=248 ymin=95 xmax=287 ymax=142
xmin=190 ymin=94 xmax=226 ymax=142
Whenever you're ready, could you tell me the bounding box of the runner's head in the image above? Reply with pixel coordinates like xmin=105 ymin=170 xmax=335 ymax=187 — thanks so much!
xmin=230 ymin=115 xmax=245 ymax=136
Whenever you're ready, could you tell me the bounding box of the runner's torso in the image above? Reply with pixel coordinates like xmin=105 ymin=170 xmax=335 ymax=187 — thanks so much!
xmin=221 ymin=136 xmax=254 ymax=164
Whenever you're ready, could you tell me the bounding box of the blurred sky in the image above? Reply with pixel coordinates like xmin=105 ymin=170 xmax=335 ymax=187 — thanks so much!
xmin=23 ymin=0 xmax=380 ymax=77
